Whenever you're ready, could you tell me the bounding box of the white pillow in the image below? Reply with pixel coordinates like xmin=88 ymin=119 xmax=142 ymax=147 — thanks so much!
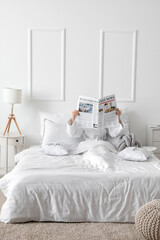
xmin=41 ymin=143 xmax=68 ymax=156
xmin=142 ymin=146 xmax=157 ymax=152
xmin=42 ymin=119 xmax=82 ymax=146
xmin=117 ymin=147 xmax=152 ymax=161
xmin=39 ymin=112 xmax=72 ymax=139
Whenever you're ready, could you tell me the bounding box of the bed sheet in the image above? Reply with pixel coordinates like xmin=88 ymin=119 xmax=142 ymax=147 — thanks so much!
xmin=0 ymin=143 xmax=160 ymax=223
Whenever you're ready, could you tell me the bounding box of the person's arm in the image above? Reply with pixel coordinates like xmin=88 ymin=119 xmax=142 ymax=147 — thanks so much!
xmin=67 ymin=110 xmax=83 ymax=138
xmin=116 ymin=108 xmax=123 ymax=126
xmin=70 ymin=110 xmax=79 ymax=125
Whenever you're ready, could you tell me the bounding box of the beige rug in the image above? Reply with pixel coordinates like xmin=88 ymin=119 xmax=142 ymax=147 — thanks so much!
xmin=0 ymin=190 xmax=144 ymax=240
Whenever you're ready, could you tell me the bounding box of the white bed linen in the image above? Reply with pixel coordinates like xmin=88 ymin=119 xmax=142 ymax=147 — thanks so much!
xmin=0 ymin=142 xmax=160 ymax=223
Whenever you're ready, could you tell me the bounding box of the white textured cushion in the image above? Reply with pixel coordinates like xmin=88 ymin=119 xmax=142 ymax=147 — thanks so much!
xmin=135 ymin=199 xmax=160 ymax=240
xmin=117 ymin=147 xmax=152 ymax=161
xmin=41 ymin=143 xmax=68 ymax=156
xmin=42 ymin=119 xmax=81 ymax=146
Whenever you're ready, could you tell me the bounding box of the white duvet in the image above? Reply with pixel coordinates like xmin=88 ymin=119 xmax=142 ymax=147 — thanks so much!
xmin=0 ymin=141 xmax=160 ymax=223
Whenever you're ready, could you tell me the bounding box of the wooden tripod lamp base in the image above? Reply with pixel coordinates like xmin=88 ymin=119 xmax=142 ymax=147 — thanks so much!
xmin=3 ymin=105 xmax=22 ymax=136
xmin=3 ymin=88 xmax=22 ymax=136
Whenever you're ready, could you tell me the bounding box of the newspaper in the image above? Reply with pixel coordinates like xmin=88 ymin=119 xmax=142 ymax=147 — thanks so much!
xmin=76 ymin=94 xmax=119 ymax=128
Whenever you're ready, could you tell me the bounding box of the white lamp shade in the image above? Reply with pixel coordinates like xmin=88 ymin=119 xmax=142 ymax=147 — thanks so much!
xmin=3 ymin=88 xmax=22 ymax=104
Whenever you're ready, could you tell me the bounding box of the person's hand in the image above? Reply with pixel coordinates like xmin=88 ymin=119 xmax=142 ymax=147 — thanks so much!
xmin=116 ymin=108 xmax=121 ymax=116
xmin=116 ymin=108 xmax=122 ymax=125
xmin=71 ymin=110 xmax=79 ymax=125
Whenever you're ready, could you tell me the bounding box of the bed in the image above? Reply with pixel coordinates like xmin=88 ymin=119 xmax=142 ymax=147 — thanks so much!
xmin=0 ymin=141 xmax=160 ymax=223
xmin=0 ymin=112 xmax=160 ymax=223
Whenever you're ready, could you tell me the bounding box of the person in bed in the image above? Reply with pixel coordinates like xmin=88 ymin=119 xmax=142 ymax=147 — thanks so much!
xmin=67 ymin=108 xmax=123 ymax=141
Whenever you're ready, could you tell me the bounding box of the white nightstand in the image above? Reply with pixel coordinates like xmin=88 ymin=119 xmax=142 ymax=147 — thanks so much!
xmin=147 ymin=125 xmax=160 ymax=159
xmin=0 ymin=132 xmax=24 ymax=174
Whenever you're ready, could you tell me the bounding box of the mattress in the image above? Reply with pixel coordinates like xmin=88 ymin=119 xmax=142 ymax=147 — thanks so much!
xmin=0 ymin=142 xmax=160 ymax=223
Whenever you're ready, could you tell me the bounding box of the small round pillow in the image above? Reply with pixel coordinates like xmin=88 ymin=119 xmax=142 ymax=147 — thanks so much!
xmin=135 ymin=199 xmax=160 ymax=240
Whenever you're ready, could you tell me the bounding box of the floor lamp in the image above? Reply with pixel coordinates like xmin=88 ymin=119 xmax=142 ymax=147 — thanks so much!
xmin=3 ymin=88 xmax=22 ymax=135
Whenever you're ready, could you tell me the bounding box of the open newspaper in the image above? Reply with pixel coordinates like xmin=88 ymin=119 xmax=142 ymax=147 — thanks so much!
xmin=76 ymin=94 xmax=119 ymax=128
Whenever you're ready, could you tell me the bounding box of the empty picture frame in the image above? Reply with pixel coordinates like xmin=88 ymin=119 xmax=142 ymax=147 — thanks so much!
xmin=28 ymin=29 xmax=66 ymax=101
xmin=99 ymin=30 xmax=137 ymax=102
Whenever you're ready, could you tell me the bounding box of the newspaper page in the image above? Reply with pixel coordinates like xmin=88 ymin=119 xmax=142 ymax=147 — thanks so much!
xmin=76 ymin=96 xmax=99 ymax=128
xmin=98 ymin=94 xmax=119 ymax=128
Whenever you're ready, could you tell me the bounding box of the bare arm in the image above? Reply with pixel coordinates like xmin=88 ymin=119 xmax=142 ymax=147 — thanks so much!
xmin=70 ymin=110 xmax=80 ymax=125
xmin=67 ymin=109 xmax=83 ymax=138
xmin=116 ymin=108 xmax=123 ymax=126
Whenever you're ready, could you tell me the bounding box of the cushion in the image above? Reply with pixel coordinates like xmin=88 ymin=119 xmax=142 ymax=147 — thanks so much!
xmin=117 ymin=147 xmax=152 ymax=161
xmin=42 ymin=119 xmax=81 ymax=147
xmin=39 ymin=112 xmax=72 ymax=139
xmin=41 ymin=143 xmax=68 ymax=156
xmin=106 ymin=133 xmax=141 ymax=151
xmin=142 ymin=146 xmax=157 ymax=152
xmin=135 ymin=199 xmax=160 ymax=240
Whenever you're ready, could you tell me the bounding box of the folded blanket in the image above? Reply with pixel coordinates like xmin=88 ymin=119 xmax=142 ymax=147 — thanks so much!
xmin=106 ymin=133 xmax=141 ymax=151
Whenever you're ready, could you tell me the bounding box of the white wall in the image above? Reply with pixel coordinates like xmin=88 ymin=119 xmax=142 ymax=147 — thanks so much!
xmin=0 ymin=0 xmax=160 ymax=154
